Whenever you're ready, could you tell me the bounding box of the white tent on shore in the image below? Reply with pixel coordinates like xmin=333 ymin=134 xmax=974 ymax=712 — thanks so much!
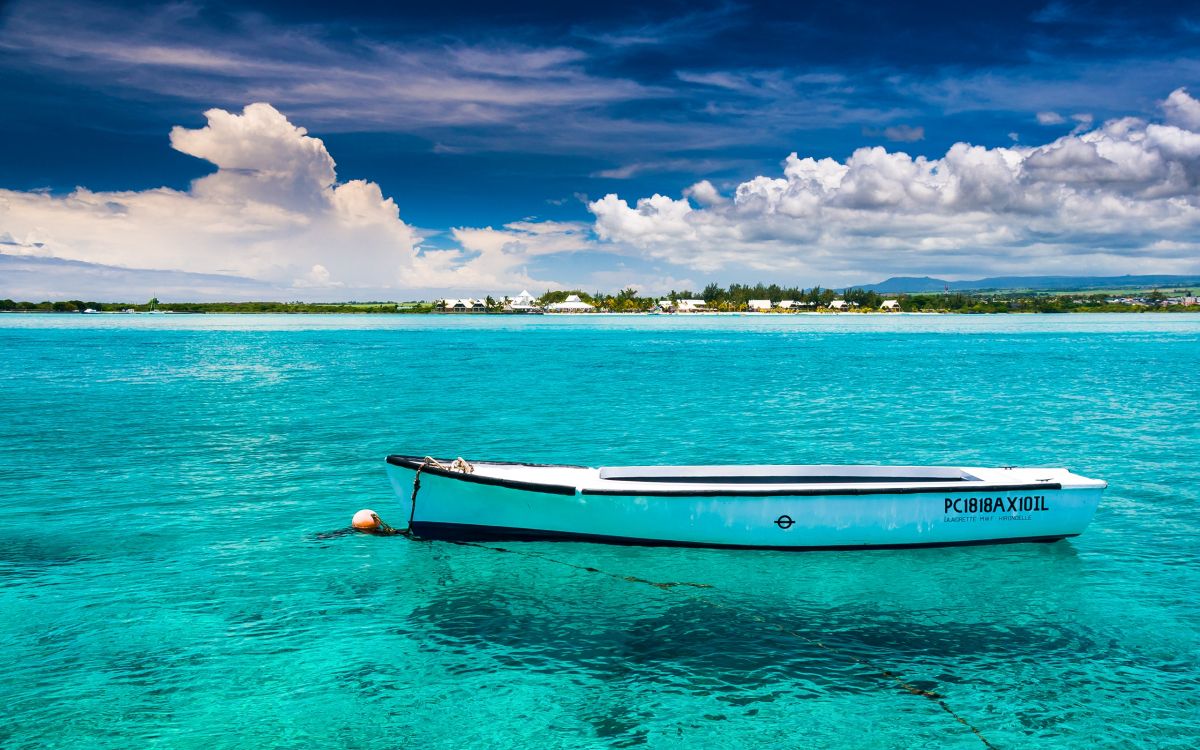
xmin=547 ymin=294 xmax=594 ymax=313
xmin=507 ymin=290 xmax=539 ymax=311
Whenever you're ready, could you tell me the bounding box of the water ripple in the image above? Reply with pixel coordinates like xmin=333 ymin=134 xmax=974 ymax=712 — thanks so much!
xmin=0 ymin=314 xmax=1197 ymax=749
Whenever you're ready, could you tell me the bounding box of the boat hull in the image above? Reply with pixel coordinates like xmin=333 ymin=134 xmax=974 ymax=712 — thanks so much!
xmin=385 ymin=461 xmax=1102 ymax=550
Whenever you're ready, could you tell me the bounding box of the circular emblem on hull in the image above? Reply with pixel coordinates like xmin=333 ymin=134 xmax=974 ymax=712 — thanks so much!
xmin=774 ymin=514 xmax=794 ymax=529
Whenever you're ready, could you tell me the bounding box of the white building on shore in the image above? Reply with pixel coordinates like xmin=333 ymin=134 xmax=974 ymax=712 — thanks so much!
xmin=676 ymin=299 xmax=708 ymax=312
xmin=506 ymin=290 xmax=540 ymax=312
xmin=881 ymin=299 xmax=900 ymax=311
xmin=441 ymin=298 xmax=487 ymax=312
xmin=547 ymin=294 xmax=594 ymax=313
xmin=828 ymin=300 xmax=847 ymax=310
xmin=748 ymin=299 xmax=772 ymax=311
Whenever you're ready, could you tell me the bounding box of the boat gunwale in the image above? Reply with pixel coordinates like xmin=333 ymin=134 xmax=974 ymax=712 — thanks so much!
xmin=385 ymin=455 xmax=1067 ymax=498
xmin=386 ymin=454 xmax=579 ymax=495
xmin=387 ymin=454 xmax=587 ymax=469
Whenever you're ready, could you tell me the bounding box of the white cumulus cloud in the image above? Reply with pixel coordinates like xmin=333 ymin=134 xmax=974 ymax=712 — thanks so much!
xmin=0 ymin=103 xmax=562 ymax=297
xmin=1163 ymin=87 xmax=1200 ymax=130
xmin=682 ymin=180 xmax=725 ymax=206
xmin=589 ymin=88 xmax=1200 ymax=283
xmin=410 ymin=220 xmax=592 ymax=290
xmin=1 ymin=103 xmax=419 ymax=288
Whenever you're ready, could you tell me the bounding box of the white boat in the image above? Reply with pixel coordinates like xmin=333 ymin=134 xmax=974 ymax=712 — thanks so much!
xmin=385 ymin=455 xmax=1106 ymax=550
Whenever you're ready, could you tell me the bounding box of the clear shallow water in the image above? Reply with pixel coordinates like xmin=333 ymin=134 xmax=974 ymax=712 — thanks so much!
xmin=1 ymin=313 xmax=1197 ymax=749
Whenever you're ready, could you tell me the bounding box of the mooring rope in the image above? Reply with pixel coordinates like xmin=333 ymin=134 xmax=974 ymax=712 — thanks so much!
xmin=404 ymin=464 xmax=424 ymax=534
xmin=419 ymin=456 xmax=474 ymax=474
xmin=440 ymin=538 xmax=996 ymax=749
xmin=404 ymin=456 xmax=475 ymax=535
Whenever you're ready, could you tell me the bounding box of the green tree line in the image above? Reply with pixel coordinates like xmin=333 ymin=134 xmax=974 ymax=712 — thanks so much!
xmin=3 ymin=288 xmax=1196 ymax=314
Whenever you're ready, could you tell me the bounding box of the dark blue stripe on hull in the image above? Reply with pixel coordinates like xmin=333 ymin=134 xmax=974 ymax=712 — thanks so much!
xmin=409 ymin=521 xmax=1074 ymax=551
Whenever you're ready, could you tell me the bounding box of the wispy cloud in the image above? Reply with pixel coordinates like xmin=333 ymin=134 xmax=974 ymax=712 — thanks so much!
xmin=863 ymin=124 xmax=925 ymax=143
xmin=1031 ymin=1 xmax=1074 ymax=24
xmin=677 ymin=69 xmax=847 ymax=96
xmin=883 ymin=125 xmax=925 ymax=142
xmin=674 ymin=66 xmax=915 ymax=135
xmin=9 ymin=1 xmax=886 ymax=161
xmin=900 ymin=58 xmax=1200 ymax=117
xmin=0 ymin=1 xmax=670 ymax=151
xmin=5 ymin=0 xmax=1194 ymax=167
xmin=574 ymin=3 xmax=743 ymax=48
xmin=591 ymin=157 xmax=744 ymax=179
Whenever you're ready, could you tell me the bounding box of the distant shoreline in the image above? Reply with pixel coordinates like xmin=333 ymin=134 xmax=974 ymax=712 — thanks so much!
xmin=4 ymin=286 xmax=1199 ymax=316
xmin=3 ymin=308 xmax=1198 ymax=316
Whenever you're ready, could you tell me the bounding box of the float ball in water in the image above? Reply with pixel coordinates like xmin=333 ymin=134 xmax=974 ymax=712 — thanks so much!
xmin=352 ymin=509 xmax=381 ymax=531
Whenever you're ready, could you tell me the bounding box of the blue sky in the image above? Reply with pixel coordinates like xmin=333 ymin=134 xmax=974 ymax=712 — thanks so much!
xmin=2 ymin=0 xmax=1200 ymax=299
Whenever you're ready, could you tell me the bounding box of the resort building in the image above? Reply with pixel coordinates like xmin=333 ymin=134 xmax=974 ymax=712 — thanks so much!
xmin=777 ymin=300 xmax=796 ymax=310
xmin=748 ymin=299 xmax=772 ymax=311
xmin=546 ymin=294 xmax=595 ymax=313
xmin=441 ymin=298 xmax=487 ymax=313
xmin=828 ymin=300 xmax=847 ymax=310
xmin=881 ymin=300 xmax=900 ymax=311
xmin=1164 ymin=296 xmax=1200 ymax=306
xmin=506 ymin=290 xmax=540 ymax=312
xmin=676 ymin=299 xmax=708 ymax=312
xmin=656 ymin=299 xmax=674 ymax=311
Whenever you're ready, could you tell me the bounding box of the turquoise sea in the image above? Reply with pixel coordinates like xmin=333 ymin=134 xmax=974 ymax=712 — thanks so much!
xmin=1 ymin=313 xmax=1197 ymax=749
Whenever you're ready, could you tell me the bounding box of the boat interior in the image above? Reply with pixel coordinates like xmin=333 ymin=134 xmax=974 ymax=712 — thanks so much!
xmin=598 ymin=465 xmax=981 ymax=484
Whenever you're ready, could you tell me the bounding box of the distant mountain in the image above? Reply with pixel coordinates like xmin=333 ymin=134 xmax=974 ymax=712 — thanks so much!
xmin=860 ymin=276 xmax=957 ymax=293
xmin=0 ymin=253 xmax=417 ymax=302
xmin=0 ymin=253 xmax=280 ymax=301
xmin=859 ymin=275 xmax=1200 ymax=293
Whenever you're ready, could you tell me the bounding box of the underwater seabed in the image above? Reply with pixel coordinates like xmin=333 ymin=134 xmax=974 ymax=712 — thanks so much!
xmin=319 ymin=535 xmax=1175 ymax=749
